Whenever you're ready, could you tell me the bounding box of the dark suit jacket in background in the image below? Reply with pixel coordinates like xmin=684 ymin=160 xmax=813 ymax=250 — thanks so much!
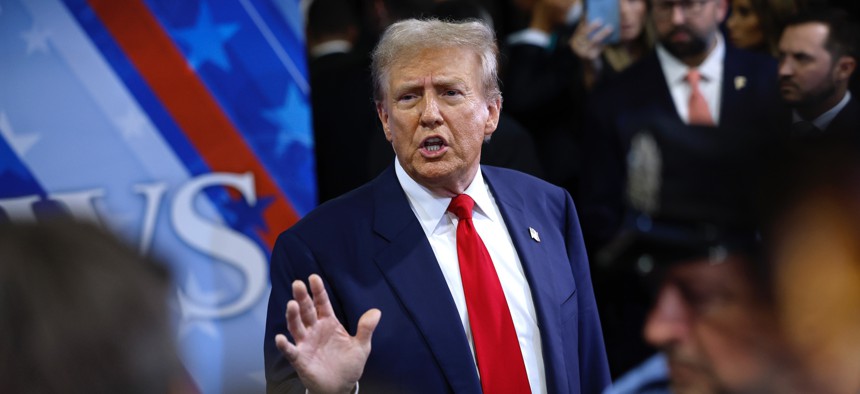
xmin=500 ymin=30 xmax=587 ymax=195
xmin=264 ymin=165 xmax=610 ymax=394
xmin=787 ymin=95 xmax=860 ymax=152
xmin=309 ymin=50 xmax=379 ymax=203
xmin=825 ymin=95 xmax=860 ymax=138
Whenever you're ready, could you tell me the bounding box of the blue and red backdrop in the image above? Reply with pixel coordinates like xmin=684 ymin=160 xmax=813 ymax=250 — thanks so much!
xmin=0 ymin=0 xmax=314 ymax=392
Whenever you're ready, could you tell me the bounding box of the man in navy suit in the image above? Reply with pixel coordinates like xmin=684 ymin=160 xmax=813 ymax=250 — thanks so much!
xmin=578 ymin=0 xmax=783 ymax=377
xmin=264 ymin=18 xmax=610 ymax=394
xmin=778 ymin=7 xmax=859 ymax=140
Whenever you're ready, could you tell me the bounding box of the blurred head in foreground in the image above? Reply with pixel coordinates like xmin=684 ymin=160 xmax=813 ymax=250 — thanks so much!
xmin=0 ymin=220 xmax=190 ymax=394
xmin=759 ymin=138 xmax=860 ymax=394
xmin=636 ymin=232 xmax=791 ymax=394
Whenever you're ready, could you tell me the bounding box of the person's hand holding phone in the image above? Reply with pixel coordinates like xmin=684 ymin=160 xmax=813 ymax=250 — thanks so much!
xmin=570 ymin=18 xmax=615 ymax=62
xmin=570 ymin=16 xmax=615 ymax=91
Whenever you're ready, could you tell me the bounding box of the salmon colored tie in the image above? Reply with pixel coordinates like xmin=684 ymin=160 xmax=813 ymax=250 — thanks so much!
xmin=448 ymin=194 xmax=531 ymax=394
xmin=687 ymin=68 xmax=715 ymax=126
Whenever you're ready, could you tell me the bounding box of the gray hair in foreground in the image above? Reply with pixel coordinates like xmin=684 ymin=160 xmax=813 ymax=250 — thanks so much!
xmin=0 ymin=220 xmax=180 ymax=394
xmin=371 ymin=18 xmax=501 ymax=103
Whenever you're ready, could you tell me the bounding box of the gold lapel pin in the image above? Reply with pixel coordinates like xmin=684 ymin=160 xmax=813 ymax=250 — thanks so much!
xmin=735 ymin=76 xmax=747 ymax=90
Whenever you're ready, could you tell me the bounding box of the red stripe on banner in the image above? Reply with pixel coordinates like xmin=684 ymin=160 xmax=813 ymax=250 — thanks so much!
xmin=88 ymin=0 xmax=299 ymax=248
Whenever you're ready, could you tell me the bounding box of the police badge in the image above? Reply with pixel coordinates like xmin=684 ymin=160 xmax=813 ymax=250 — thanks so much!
xmin=626 ymin=131 xmax=662 ymax=216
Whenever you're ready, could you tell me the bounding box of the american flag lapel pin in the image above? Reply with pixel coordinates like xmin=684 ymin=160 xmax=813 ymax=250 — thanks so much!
xmin=529 ymin=227 xmax=540 ymax=242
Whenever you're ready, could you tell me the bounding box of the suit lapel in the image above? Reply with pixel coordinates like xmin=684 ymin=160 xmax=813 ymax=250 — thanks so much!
xmin=720 ymin=46 xmax=743 ymax=125
xmin=482 ymin=167 xmax=568 ymax=393
xmin=482 ymin=168 xmax=556 ymax=316
xmin=371 ymin=167 xmax=482 ymax=393
xmin=642 ymin=53 xmax=681 ymax=123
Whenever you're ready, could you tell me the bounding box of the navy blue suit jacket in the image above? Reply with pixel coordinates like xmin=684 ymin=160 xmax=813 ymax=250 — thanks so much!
xmin=579 ymin=44 xmax=784 ymax=250
xmin=264 ymin=165 xmax=610 ymax=393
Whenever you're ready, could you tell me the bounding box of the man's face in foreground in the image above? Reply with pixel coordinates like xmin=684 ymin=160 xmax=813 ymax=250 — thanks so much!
xmin=644 ymin=255 xmax=785 ymax=394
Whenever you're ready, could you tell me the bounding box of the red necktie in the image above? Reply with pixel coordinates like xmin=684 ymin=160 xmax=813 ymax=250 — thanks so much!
xmin=448 ymin=194 xmax=531 ymax=393
xmin=687 ymin=68 xmax=715 ymax=126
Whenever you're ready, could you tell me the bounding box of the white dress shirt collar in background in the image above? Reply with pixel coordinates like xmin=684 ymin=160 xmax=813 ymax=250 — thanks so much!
xmin=506 ymin=28 xmax=552 ymax=49
xmin=310 ymin=39 xmax=353 ymax=59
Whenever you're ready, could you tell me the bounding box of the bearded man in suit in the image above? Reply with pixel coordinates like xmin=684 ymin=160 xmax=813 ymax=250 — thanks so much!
xmin=778 ymin=7 xmax=859 ymax=140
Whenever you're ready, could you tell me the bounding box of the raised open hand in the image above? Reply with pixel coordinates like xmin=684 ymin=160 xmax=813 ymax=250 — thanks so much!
xmin=275 ymin=274 xmax=381 ymax=394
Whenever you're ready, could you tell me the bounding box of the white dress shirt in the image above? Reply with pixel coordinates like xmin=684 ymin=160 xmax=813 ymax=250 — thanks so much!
xmin=656 ymin=33 xmax=726 ymax=125
xmin=394 ymin=160 xmax=547 ymax=394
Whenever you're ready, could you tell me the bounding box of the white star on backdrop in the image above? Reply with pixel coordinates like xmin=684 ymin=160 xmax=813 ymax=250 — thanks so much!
xmin=114 ymin=107 xmax=148 ymax=139
xmin=0 ymin=111 xmax=40 ymax=156
xmin=21 ymin=24 xmax=51 ymax=55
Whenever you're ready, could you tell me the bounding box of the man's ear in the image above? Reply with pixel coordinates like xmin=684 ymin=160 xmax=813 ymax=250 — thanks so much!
xmin=484 ymin=96 xmax=501 ymax=138
xmin=376 ymin=101 xmax=392 ymax=142
xmin=835 ymin=55 xmax=857 ymax=82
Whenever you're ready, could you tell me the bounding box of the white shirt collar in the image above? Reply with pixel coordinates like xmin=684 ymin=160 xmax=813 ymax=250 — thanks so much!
xmin=394 ymin=159 xmax=497 ymax=236
xmin=310 ymin=40 xmax=353 ymax=58
xmin=506 ymin=28 xmax=552 ymax=49
xmin=792 ymin=91 xmax=853 ymax=130
xmin=656 ymin=32 xmax=725 ymax=84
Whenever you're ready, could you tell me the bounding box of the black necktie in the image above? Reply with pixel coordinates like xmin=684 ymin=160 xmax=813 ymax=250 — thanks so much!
xmin=791 ymin=120 xmax=821 ymax=138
